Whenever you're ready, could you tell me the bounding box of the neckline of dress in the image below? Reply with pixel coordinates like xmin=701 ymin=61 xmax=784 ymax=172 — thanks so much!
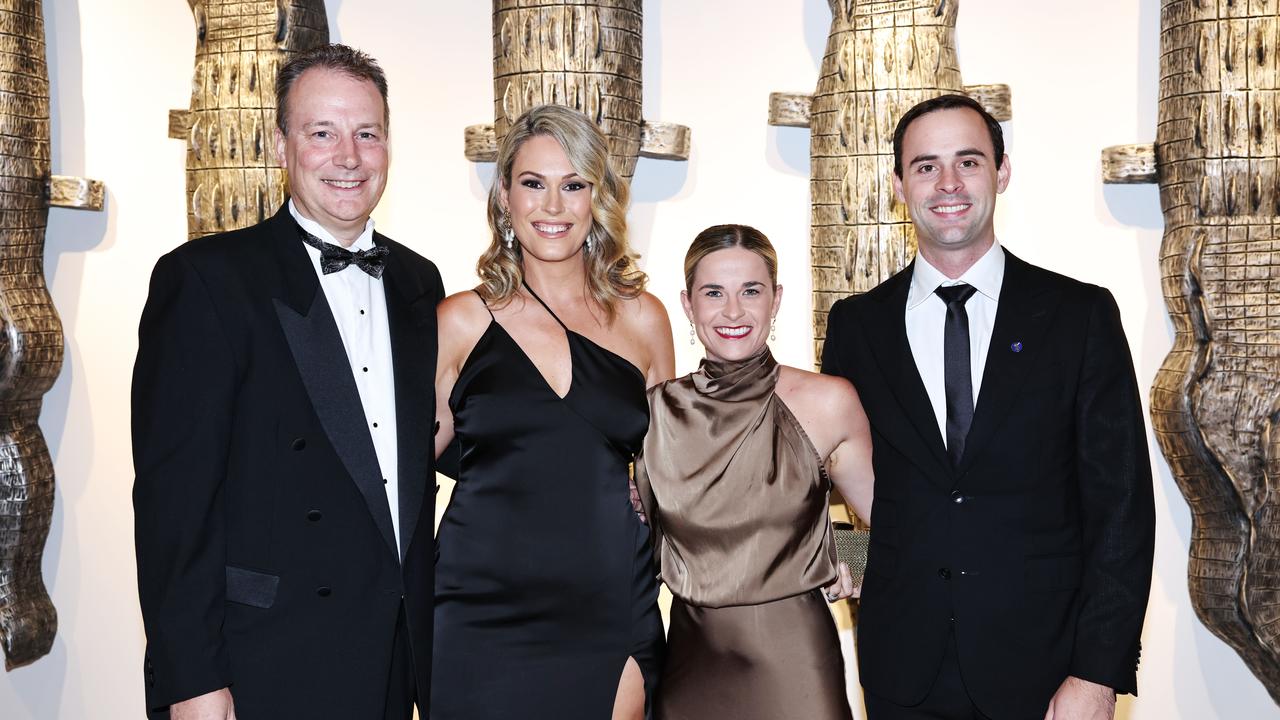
xmin=692 ymin=345 xmax=779 ymax=401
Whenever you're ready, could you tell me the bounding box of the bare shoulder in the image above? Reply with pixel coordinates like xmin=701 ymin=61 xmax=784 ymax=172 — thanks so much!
xmin=778 ymin=365 xmax=862 ymax=419
xmin=439 ymin=290 xmax=490 ymax=329
xmin=437 ymin=290 xmax=493 ymax=363
xmin=635 ymin=291 xmax=672 ymax=331
xmin=613 ymin=290 xmax=671 ymax=333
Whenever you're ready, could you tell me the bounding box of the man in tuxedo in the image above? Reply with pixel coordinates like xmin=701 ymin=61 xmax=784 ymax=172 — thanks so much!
xmin=133 ymin=44 xmax=442 ymax=719
xmin=822 ymin=95 xmax=1155 ymax=719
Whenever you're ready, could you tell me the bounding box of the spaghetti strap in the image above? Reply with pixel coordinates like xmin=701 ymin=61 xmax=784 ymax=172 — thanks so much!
xmin=471 ymin=289 xmax=495 ymax=320
xmin=521 ymin=280 xmax=569 ymax=331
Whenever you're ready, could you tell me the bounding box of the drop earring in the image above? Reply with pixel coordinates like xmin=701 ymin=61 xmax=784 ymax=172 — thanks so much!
xmin=689 ymin=323 xmax=696 ymax=346
xmin=770 ymin=318 xmax=776 ymax=342
xmin=585 ymin=234 xmax=594 ymax=252
xmin=503 ymin=210 xmax=515 ymax=249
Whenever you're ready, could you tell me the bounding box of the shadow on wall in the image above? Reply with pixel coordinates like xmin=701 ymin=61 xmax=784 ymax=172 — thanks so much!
xmin=324 ymin=0 xmax=345 ymax=42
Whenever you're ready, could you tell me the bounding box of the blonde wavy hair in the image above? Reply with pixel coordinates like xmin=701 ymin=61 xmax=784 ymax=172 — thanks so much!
xmin=478 ymin=104 xmax=646 ymax=321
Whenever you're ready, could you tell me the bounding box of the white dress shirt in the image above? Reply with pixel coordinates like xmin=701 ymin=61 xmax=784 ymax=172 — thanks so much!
xmin=289 ymin=201 xmax=401 ymax=553
xmin=905 ymin=241 xmax=1005 ymax=448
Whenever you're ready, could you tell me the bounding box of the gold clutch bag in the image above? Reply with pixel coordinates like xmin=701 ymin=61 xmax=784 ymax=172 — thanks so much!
xmin=832 ymin=521 xmax=869 ymax=587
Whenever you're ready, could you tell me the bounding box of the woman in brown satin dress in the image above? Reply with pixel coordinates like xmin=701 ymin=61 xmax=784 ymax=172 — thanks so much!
xmin=634 ymin=224 xmax=875 ymax=720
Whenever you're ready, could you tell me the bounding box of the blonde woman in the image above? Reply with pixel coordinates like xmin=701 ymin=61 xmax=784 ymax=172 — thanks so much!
xmin=431 ymin=105 xmax=674 ymax=720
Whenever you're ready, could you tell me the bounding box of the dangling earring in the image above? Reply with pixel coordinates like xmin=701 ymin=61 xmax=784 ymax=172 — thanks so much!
xmin=770 ymin=318 xmax=776 ymax=342
xmin=585 ymin=234 xmax=594 ymax=252
xmin=502 ymin=210 xmax=515 ymax=249
xmin=689 ymin=323 xmax=696 ymax=346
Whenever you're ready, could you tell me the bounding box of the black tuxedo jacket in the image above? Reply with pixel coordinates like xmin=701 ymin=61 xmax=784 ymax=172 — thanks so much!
xmin=822 ymin=251 xmax=1155 ymax=719
xmin=132 ymin=206 xmax=444 ymax=718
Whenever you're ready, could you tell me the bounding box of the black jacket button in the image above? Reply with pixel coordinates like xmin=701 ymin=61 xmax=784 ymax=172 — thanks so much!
xmin=307 ymin=510 xmax=322 ymax=521
xmin=291 ymin=438 xmax=306 ymax=451
xmin=317 ymin=586 xmax=332 ymax=597
xmin=938 ymin=567 xmax=951 ymax=580
xmin=951 ymin=490 xmax=964 ymax=504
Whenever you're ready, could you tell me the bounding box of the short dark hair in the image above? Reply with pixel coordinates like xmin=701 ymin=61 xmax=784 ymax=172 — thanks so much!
xmin=892 ymin=94 xmax=1004 ymax=178
xmin=275 ymin=44 xmax=389 ymax=134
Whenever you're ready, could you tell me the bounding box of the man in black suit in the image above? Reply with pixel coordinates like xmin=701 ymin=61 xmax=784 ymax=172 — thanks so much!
xmin=822 ymin=95 xmax=1155 ymax=719
xmin=133 ymin=44 xmax=442 ymax=719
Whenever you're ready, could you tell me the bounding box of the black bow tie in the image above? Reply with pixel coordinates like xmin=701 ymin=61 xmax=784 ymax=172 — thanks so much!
xmin=296 ymin=225 xmax=389 ymax=279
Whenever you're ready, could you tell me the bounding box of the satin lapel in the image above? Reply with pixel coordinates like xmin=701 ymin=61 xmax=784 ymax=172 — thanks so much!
xmin=270 ymin=211 xmax=398 ymax=556
xmin=861 ymin=267 xmax=952 ymax=481
xmin=379 ymin=236 xmax=435 ymax=560
xmin=957 ymin=251 xmax=1058 ymax=477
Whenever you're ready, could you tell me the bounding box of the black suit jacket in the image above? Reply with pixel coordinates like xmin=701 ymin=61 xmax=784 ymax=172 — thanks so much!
xmin=132 ymin=206 xmax=444 ymax=718
xmin=822 ymin=251 xmax=1155 ymax=719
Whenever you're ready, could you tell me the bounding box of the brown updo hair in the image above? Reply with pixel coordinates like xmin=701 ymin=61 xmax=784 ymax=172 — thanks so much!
xmin=683 ymin=224 xmax=779 ymax=292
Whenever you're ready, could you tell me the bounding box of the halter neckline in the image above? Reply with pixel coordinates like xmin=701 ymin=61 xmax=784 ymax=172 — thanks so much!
xmin=522 ymin=280 xmax=569 ymax=331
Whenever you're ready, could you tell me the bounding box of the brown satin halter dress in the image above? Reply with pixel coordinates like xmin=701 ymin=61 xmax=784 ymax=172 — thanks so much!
xmin=635 ymin=347 xmax=853 ymax=720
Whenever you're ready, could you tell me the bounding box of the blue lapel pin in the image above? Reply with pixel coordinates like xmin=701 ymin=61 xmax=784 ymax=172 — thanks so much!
xmin=1010 ymin=341 xmax=1023 ymax=353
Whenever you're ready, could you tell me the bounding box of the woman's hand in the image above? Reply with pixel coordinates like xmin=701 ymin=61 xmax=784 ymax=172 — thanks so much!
xmin=628 ymin=475 xmax=647 ymax=526
xmin=822 ymin=561 xmax=859 ymax=602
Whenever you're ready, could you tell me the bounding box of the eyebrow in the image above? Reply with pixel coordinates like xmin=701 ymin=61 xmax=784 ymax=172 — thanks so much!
xmin=516 ymin=171 xmax=583 ymax=180
xmin=908 ymin=148 xmax=989 ymax=166
xmin=697 ymin=280 xmax=766 ymax=291
xmin=301 ymin=120 xmax=385 ymax=133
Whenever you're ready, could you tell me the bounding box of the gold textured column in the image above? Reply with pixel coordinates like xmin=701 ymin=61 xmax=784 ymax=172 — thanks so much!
xmin=465 ymin=1 xmax=690 ymax=178
xmin=169 ymin=0 xmax=329 ymax=241
xmin=769 ymin=0 xmax=1010 ymax=362
xmin=0 ymin=0 xmax=104 ymax=671
xmin=1102 ymin=0 xmax=1280 ymax=701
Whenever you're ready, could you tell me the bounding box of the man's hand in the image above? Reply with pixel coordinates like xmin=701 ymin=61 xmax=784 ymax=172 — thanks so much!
xmin=171 ymin=688 xmax=235 ymax=720
xmin=1043 ymin=676 xmax=1115 ymax=720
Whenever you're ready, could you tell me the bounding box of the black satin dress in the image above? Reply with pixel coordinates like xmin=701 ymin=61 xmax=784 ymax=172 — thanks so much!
xmin=431 ymin=286 xmax=664 ymax=719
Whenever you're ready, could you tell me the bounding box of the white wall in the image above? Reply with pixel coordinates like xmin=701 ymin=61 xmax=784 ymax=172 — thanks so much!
xmin=2 ymin=0 xmax=1276 ymax=717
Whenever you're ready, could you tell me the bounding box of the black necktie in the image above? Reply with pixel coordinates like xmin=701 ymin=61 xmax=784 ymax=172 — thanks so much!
xmin=935 ymin=283 xmax=977 ymax=466
xmin=296 ymin=225 xmax=389 ymax=279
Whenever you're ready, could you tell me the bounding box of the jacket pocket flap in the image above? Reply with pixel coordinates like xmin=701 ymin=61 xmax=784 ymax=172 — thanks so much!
xmin=226 ymin=565 xmax=280 ymax=609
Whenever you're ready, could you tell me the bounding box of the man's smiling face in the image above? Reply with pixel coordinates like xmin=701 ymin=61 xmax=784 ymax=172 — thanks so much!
xmin=275 ymin=67 xmax=389 ymax=246
xmin=893 ymin=106 xmax=1010 ymax=265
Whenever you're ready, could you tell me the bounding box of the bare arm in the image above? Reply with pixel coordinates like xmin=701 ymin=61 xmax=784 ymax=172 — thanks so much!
xmin=434 ymin=292 xmax=491 ymax=459
xmin=637 ymin=291 xmax=675 ymax=387
xmin=821 ymin=378 xmax=875 ymax=526
xmin=625 ymin=292 xmax=673 ymax=525
xmin=777 ymin=369 xmax=874 ymax=600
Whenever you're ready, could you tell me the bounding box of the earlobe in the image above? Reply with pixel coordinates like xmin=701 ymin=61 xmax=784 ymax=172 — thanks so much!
xmin=892 ymin=175 xmax=906 ymax=203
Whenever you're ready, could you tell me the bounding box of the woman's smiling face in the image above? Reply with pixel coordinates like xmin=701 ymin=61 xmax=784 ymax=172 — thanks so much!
xmin=500 ymin=134 xmax=593 ymax=263
xmin=682 ymin=247 xmax=782 ymax=363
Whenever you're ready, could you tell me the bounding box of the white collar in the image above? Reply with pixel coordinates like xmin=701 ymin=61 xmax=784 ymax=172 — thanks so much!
xmin=907 ymin=241 xmax=1005 ymax=310
xmin=288 ymin=199 xmax=376 ymax=251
